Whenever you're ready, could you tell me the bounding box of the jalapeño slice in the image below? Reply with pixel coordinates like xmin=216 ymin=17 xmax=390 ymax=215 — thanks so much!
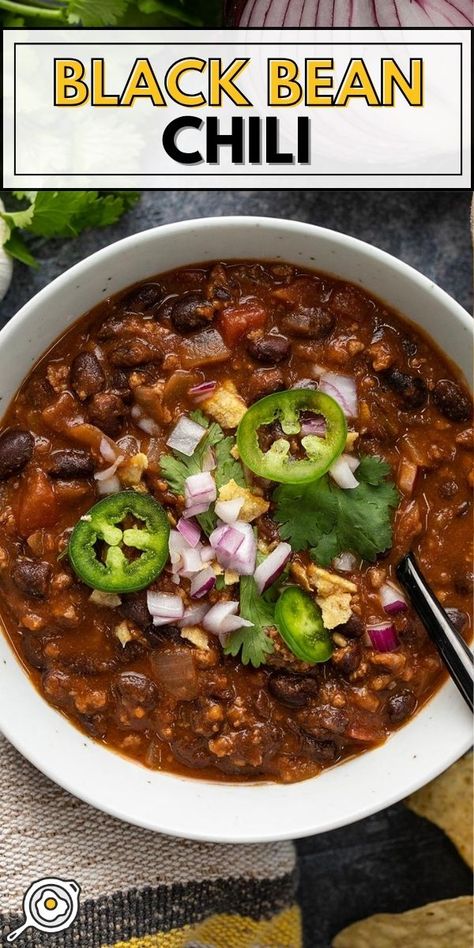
xmin=237 ymin=389 xmax=346 ymax=485
xmin=68 ymin=491 xmax=170 ymax=593
xmin=275 ymin=586 xmax=333 ymax=664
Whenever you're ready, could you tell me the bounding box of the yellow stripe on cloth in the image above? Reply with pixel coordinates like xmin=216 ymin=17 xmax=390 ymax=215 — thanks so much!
xmin=103 ymin=904 xmax=302 ymax=948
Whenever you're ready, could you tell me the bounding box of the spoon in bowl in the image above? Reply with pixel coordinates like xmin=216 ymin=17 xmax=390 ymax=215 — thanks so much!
xmin=396 ymin=553 xmax=473 ymax=712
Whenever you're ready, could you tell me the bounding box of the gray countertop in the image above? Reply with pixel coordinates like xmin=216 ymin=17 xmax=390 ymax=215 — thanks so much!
xmin=1 ymin=189 xmax=472 ymax=948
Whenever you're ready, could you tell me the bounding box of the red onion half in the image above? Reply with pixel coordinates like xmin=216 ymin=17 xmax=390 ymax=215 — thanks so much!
xmin=227 ymin=0 xmax=473 ymax=27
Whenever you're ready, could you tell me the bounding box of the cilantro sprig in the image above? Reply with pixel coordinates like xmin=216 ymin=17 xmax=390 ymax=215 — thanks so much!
xmin=275 ymin=454 xmax=399 ymax=566
xmin=160 ymin=412 xmax=246 ymax=535
xmin=0 ymin=0 xmax=218 ymax=27
xmin=0 ymin=191 xmax=140 ymax=268
xmin=223 ymin=576 xmax=275 ymax=668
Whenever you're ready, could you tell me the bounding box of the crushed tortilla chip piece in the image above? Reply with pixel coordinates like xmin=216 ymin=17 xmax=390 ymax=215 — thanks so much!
xmin=90 ymin=590 xmax=121 ymax=608
xmin=406 ymin=753 xmax=473 ymax=868
xmin=119 ymin=452 xmax=148 ymax=486
xmin=181 ymin=626 xmax=209 ymax=650
xmin=201 ymin=381 xmax=247 ymax=429
xmin=114 ymin=620 xmax=133 ymax=646
xmin=224 ymin=569 xmax=239 ymax=585
xmin=333 ymin=896 xmax=473 ymax=947
xmin=345 ymin=431 xmax=359 ymax=451
xmin=230 ymin=444 xmax=240 ymax=459
xmin=291 ymin=562 xmax=356 ymax=629
xmin=219 ymin=479 xmax=269 ymax=522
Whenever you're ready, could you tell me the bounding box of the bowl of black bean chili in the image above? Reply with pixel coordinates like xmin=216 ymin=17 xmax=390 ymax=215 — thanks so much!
xmin=0 ymin=217 xmax=472 ymax=842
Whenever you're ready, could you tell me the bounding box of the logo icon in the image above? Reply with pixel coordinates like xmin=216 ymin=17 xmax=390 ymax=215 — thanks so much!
xmin=6 ymin=877 xmax=81 ymax=942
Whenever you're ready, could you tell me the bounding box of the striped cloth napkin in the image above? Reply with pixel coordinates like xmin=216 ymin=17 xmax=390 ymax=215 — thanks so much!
xmin=0 ymin=736 xmax=302 ymax=947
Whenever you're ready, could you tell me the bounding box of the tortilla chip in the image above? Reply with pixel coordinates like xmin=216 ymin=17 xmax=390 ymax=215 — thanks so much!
xmin=218 ymin=479 xmax=269 ymax=522
xmin=406 ymin=753 xmax=473 ymax=868
xmin=201 ymin=381 xmax=247 ymax=428
xmin=333 ymin=896 xmax=473 ymax=947
xmin=180 ymin=626 xmax=209 ymax=650
xmin=292 ymin=563 xmax=356 ymax=630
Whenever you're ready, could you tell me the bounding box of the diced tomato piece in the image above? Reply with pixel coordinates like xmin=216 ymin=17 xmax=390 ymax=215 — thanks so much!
xmin=17 ymin=468 xmax=58 ymax=536
xmin=217 ymin=302 xmax=267 ymax=347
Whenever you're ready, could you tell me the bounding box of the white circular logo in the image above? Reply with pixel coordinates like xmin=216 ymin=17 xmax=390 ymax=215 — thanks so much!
xmin=7 ymin=877 xmax=81 ymax=942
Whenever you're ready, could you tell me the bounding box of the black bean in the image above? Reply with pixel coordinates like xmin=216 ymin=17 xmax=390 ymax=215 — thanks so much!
xmin=12 ymin=557 xmax=52 ymax=599
xmin=21 ymin=632 xmax=48 ymax=671
xmin=0 ymin=428 xmax=34 ymax=481
xmin=331 ymin=642 xmax=361 ymax=676
xmin=120 ymin=592 xmax=150 ymax=629
xmin=247 ymin=334 xmax=291 ymax=365
xmin=302 ymin=736 xmax=339 ymax=763
xmin=383 ymin=367 xmax=428 ymax=410
xmin=143 ymin=624 xmax=182 ymax=646
xmin=169 ymin=292 xmax=214 ymax=334
xmin=281 ymin=307 xmax=335 ymax=339
xmin=122 ymin=283 xmax=163 ymax=310
xmin=48 ymin=449 xmax=94 ymax=479
xmin=336 ymin=614 xmax=365 ymax=639
xmin=446 ymin=607 xmax=469 ymax=634
xmin=433 ymin=379 xmax=472 ymax=422
xmin=113 ymin=671 xmax=158 ymax=709
xmin=172 ymin=736 xmax=212 ymax=769
xmin=70 ymin=352 xmax=105 ymax=400
xmin=438 ymin=479 xmax=459 ymax=499
xmin=117 ymin=640 xmax=147 ymax=665
xmin=386 ymin=689 xmax=417 ymax=723
xmin=88 ymin=392 xmax=125 ymax=436
xmin=268 ymin=672 xmax=319 ymax=708
xmin=454 ymin=571 xmax=474 ymax=597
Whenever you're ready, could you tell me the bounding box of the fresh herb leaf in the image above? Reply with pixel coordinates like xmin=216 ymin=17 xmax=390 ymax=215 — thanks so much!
xmin=275 ymin=455 xmax=399 ymax=566
xmin=66 ymin=0 xmax=128 ymax=26
xmin=223 ymin=576 xmax=275 ymax=668
xmin=0 ymin=190 xmax=140 ymax=267
xmin=160 ymin=415 xmax=245 ymax=533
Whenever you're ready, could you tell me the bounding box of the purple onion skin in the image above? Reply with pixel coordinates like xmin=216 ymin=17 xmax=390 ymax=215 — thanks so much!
xmin=226 ymin=0 xmax=473 ymax=27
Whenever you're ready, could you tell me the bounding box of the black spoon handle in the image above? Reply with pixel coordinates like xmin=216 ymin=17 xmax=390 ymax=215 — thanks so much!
xmin=396 ymin=553 xmax=474 ymax=712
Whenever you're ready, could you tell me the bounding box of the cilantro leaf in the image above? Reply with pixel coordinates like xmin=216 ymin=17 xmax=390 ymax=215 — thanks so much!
xmin=67 ymin=0 xmax=128 ymax=26
xmin=275 ymin=455 xmax=399 ymax=566
xmin=0 ymin=191 xmax=140 ymax=267
xmin=160 ymin=415 xmax=245 ymax=534
xmin=223 ymin=576 xmax=275 ymax=668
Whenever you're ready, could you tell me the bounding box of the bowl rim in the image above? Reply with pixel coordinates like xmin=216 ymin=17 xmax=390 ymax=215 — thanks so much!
xmin=0 ymin=215 xmax=472 ymax=843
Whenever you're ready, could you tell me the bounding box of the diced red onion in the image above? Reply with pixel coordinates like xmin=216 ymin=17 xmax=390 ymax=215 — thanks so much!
xmin=184 ymin=471 xmax=216 ymax=517
xmin=318 ymin=372 xmax=358 ymax=418
xmin=94 ymin=455 xmax=124 ymax=481
xmin=379 ymin=582 xmax=407 ymax=615
xmin=168 ymin=529 xmax=189 ymax=567
xmin=178 ymin=603 xmax=209 ymax=627
xmin=177 ymin=517 xmax=201 ymax=548
xmin=99 ymin=436 xmax=119 ymax=463
xmin=97 ymin=474 xmax=121 ymax=495
xmin=254 ymin=542 xmax=292 ymax=594
xmin=189 ymin=380 xmax=217 ymax=401
xmin=190 ymin=567 xmax=216 ymax=599
xmin=333 ymin=552 xmax=357 ymax=572
xmin=151 ymin=649 xmax=198 ymax=699
xmin=202 ymin=447 xmax=216 ymax=472
xmin=137 ymin=416 xmax=160 ymax=436
xmin=203 ymin=600 xmax=253 ymax=636
xmin=214 ymin=498 xmax=244 ymax=524
xmin=229 ymin=0 xmax=473 ymax=28
xmin=147 ymin=591 xmax=184 ymax=625
xmin=200 ymin=545 xmax=215 ymax=563
xmin=180 ymin=548 xmax=204 ymax=577
xmin=166 ymin=415 xmax=206 ymax=457
xmin=329 ymin=455 xmax=360 ymax=489
xmin=367 ymin=622 xmax=398 ymax=652
xmin=300 ymin=412 xmax=326 ymax=438
xmin=210 ymin=522 xmax=256 ymax=575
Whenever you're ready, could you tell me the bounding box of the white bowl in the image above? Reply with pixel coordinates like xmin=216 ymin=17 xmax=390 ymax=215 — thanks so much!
xmin=0 ymin=217 xmax=472 ymax=843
